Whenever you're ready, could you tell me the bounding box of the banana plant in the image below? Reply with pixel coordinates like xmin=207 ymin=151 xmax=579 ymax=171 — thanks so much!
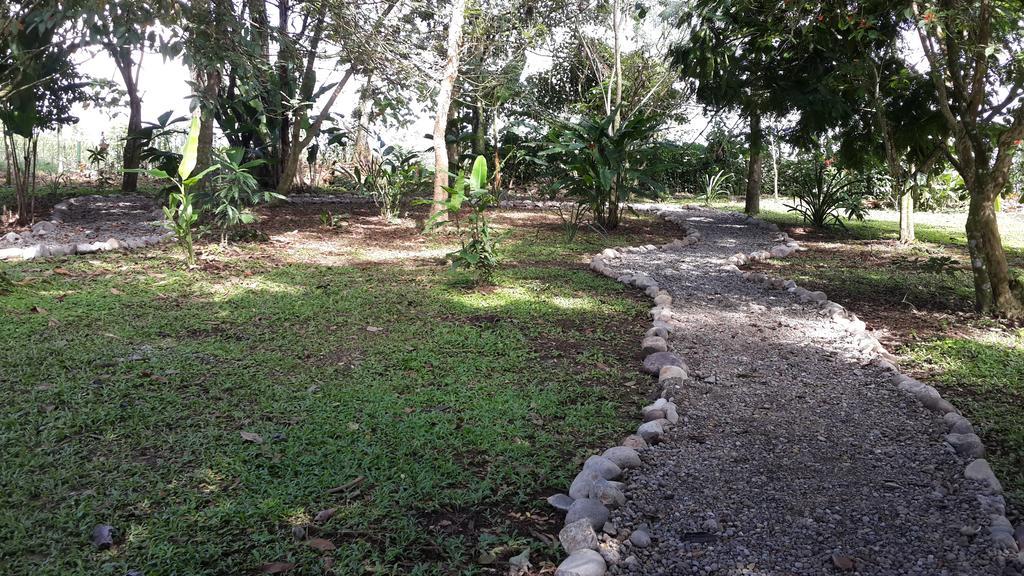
xmin=127 ymin=114 xmax=218 ymax=265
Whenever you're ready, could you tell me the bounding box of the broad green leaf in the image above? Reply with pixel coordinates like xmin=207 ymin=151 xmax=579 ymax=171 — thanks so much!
xmin=469 ymin=155 xmax=488 ymax=191
xmin=178 ymin=114 xmax=201 ymax=180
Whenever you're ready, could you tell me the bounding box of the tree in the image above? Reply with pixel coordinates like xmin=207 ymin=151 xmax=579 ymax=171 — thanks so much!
xmin=80 ymin=1 xmax=181 ymax=193
xmin=912 ymin=1 xmax=1024 ymax=316
xmin=670 ymin=0 xmax=867 ymax=215
xmin=1 ymin=3 xmax=87 ymax=224
xmin=429 ymin=0 xmax=467 ymax=220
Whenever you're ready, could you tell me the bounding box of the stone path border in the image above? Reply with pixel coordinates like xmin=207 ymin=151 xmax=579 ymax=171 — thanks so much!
xmin=0 ymin=195 xmax=173 ymax=262
xmin=538 ymin=204 xmax=1018 ymax=576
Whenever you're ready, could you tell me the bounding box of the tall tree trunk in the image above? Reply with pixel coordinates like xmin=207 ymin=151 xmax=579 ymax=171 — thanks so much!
xmin=898 ymin=185 xmax=914 ymax=243
xmin=770 ymin=134 xmax=778 ymax=198
xmin=446 ymin=102 xmax=460 ymax=172
xmin=491 ymin=108 xmax=501 ymax=197
xmin=352 ymin=73 xmax=374 ymax=166
xmin=744 ymin=111 xmax=762 ymax=215
xmin=471 ymin=100 xmax=486 ymax=157
xmin=193 ymin=0 xmax=222 ymax=187
xmin=429 ymin=0 xmax=466 ymax=221
xmin=966 ymin=180 xmax=1020 ymax=316
xmin=111 ymin=46 xmax=143 ymax=193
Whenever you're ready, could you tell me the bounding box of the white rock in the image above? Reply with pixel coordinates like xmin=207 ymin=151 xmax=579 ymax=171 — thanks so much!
xmin=555 ymin=549 xmax=606 ymax=576
xmin=0 ymin=247 xmax=23 ymax=260
xmin=21 ymin=244 xmax=49 ymax=260
xmin=659 ymin=365 xmax=687 ymax=382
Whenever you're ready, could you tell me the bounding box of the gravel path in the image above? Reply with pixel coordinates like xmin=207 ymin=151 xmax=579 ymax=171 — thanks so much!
xmin=601 ymin=207 xmax=1017 ymax=576
xmin=0 ymin=195 xmax=168 ymax=259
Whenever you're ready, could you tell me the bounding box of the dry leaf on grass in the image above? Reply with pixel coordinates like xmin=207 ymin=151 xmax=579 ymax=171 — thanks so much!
xmin=240 ymin=431 xmax=264 ymax=444
xmin=259 ymin=561 xmax=296 ymax=574
xmin=306 ymin=538 xmax=336 ymax=552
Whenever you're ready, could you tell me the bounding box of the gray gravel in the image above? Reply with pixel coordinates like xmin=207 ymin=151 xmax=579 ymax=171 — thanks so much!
xmin=0 ymin=194 xmax=163 ymax=251
xmin=601 ymin=207 xmax=1019 ymax=576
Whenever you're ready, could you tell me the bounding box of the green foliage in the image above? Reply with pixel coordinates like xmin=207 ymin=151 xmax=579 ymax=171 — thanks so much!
xmin=128 ymin=115 xmax=217 ymax=265
xmin=319 ymin=210 xmax=347 ymax=228
xmin=428 ymin=156 xmax=506 ymax=282
xmin=203 ymin=148 xmax=281 ymax=242
xmin=784 ymin=159 xmax=867 ymax=229
xmin=699 ymin=170 xmax=733 ymax=206
xmin=542 ymin=109 xmax=667 ymax=229
xmin=344 ymin=146 xmax=428 ymax=221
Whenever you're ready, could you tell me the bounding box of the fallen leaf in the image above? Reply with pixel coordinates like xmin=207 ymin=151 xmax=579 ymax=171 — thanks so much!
xmin=110 ymin=288 xmax=123 ymax=295
xmin=259 ymin=562 xmax=296 ymax=574
xmin=30 ymin=306 xmax=48 ymax=314
xmin=306 ymin=538 xmax=336 ymax=552
xmin=365 ymin=326 xmax=382 ymax=332
xmin=346 ymin=422 xmax=359 ymax=431
xmin=48 ymin=318 xmax=61 ymax=328
xmin=313 ymin=508 xmax=336 ymax=524
xmin=240 ymin=431 xmax=264 ymax=444
xmin=832 ymin=554 xmax=855 ymax=571
xmin=53 ymin=268 xmax=72 ymax=276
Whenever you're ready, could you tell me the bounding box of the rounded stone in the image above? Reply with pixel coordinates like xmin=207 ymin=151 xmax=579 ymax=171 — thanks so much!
xmin=548 ymin=493 xmax=575 ymax=512
xmin=641 ymin=336 xmax=668 ymax=354
xmin=621 ymin=435 xmax=648 ymax=450
xmin=555 ymin=548 xmax=607 ymax=576
xmin=565 ymin=498 xmax=610 ymax=531
xmin=659 ymin=365 xmax=687 ymax=381
xmin=642 ymin=352 xmax=685 ymax=375
xmin=629 ymin=528 xmax=651 ymax=548
xmin=582 ymin=455 xmax=622 ymax=480
xmin=560 ymin=518 xmax=600 ymax=554
xmin=602 ymin=446 xmax=641 ymax=469
xmin=636 ymin=420 xmax=664 ymax=443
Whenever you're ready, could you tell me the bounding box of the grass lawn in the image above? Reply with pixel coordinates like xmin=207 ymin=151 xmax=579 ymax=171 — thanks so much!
xmin=0 ymin=206 xmax=675 ymax=576
xmin=696 ymin=197 xmax=1024 ymax=516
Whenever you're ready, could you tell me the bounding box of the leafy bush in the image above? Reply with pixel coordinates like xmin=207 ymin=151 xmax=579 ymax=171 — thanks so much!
xmin=784 ymin=160 xmax=867 ymax=229
xmin=542 ymin=109 xmax=667 ymax=230
xmin=699 ymin=169 xmax=733 ymax=206
xmin=203 ymin=148 xmax=281 ymax=242
xmin=427 ymin=155 xmax=505 ymax=281
xmin=345 ymin=146 xmax=428 ymax=221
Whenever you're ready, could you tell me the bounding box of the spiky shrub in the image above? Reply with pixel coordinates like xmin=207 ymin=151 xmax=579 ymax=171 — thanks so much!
xmin=785 ymin=161 xmax=867 ymax=229
xmin=346 ymin=146 xmax=428 ymax=221
xmin=699 ymin=169 xmax=733 ymax=206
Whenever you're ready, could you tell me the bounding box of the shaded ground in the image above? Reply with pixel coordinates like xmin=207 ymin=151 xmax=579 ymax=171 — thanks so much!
xmin=0 ymin=202 xmax=676 ymax=576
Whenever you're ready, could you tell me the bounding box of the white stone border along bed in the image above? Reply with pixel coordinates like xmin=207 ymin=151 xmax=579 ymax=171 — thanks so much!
xmin=0 ymin=197 xmax=174 ymax=262
xmin=534 ymin=205 xmax=1017 ymax=576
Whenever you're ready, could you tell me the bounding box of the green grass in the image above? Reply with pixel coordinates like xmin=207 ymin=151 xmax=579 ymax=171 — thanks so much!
xmin=699 ymin=197 xmax=1024 ymax=256
xmin=903 ymin=334 xmax=1024 ymax=509
xmin=0 ymin=220 xmax=660 ymax=576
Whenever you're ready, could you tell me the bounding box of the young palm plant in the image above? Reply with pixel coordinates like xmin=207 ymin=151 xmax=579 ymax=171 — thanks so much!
xmin=699 ymin=169 xmax=733 ymax=206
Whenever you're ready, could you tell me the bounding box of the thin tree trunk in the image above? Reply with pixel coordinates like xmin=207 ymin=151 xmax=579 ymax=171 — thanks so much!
xmin=429 ymin=0 xmax=467 ymax=221
xmin=491 ymin=108 xmax=501 ymax=197
xmin=471 ymin=100 xmax=486 ymax=157
xmin=898 ymin=185 xmax=914 ymax=243
xmin=446 ymin=102 xmax=460 ymax=172
xmin=352 ymin=73 xmax=375 ymax=166
xmin=111 ymin=47 xmax=143 ymax=193
xmin=770 ymin=134 xmax=778 ymax=198
xmin=966 ymin=180 xmax=1021 ymax=317
xmin=744 ymin=112 xmax=762 ymax=215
